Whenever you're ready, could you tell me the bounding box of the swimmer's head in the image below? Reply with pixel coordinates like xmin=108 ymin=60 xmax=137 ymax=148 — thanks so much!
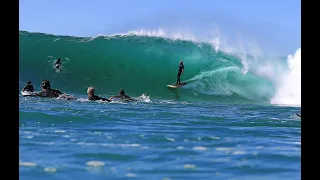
xmin=87 ymin=87 xmax=95 ymax=95
xmin=27 ymin=81 xmax=31 ymax=84
xmin=119 ymin=89 xmax=125 ymax=95
xmin=41 ymin=80 xmax=51 ymax=90
xmin=180 ymin=60 xmax=183 ymax=64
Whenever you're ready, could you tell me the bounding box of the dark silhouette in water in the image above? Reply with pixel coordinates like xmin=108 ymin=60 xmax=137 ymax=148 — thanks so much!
xmin=37 ymin=80 xmax=76 ymax=100
xmin=55 ymin=58 xmax=62 ymax=70
xmin=22 ymin=80 xmax=35 ymax=92
xmin=110 ymin=89 xmax=137 ymax=102
xmin=87 ymin=87 xmax=111 ymax=102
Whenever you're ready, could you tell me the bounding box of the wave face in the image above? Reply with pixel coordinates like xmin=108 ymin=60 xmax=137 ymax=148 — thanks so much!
xmin=19 ymin=31 xmax=289 ymax=103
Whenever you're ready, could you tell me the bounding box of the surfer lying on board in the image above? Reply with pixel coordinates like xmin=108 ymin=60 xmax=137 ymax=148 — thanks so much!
xmin=22 ymin=81 xmax=35 ymax=92
xmin=37 ymin=80 xmax=76 ymax=100
xmin=176 ymin=60 xmax=184 ymax=85
xmin=110 ymin=89 xmax=137 ymax=102
xmin=87 ymin=87 xmax=111 ymax=102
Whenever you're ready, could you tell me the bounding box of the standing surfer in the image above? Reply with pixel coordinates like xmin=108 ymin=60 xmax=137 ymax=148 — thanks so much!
xmin=176 ymin=60 xmax=184 ymax=85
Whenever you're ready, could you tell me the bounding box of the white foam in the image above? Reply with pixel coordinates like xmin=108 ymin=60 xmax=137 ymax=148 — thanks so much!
xmin=126 ymin=173 xmax=137 ymax=177
xmin=44 ymin=167 xmax=57 ymax=172
xmin=176 ymin=146 xmax=184 ymax=150
xmin=166 ymin=137 xmax=175 ymax=142
xmin=54 ymin=130 xmax=66 ymax=133
xmin=86 ymin=161 xmax=105 ymax=167
xmin=210 ymin=136 xmax=221 ymax=140
xmin=23 ymin=136 xmax=34 ymax=139
xmin=271 ymin=48 xmax=301 ymax=106
xmin=233 ymin=151 xmax=246 ymax=155
xmin=256 ymin=146 xmax=264 ymax=149
xmin=19 ymin=162 xmax=37 ymax=167
xmin=184 ymin=164 xmax=196 ymax=169
xmin=138 ymin=93 xmax=151 ymax=102
xmin=193 ymin=146 xmax=208 ymax=151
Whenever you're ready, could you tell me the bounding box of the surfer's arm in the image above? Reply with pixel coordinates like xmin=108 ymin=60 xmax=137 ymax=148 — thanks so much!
xmin=123 ymin=95 xmax=137 ymax=101
xmin=95 ymin=95 xmax=111 ymax=102
xmin=109 ymin=95 xmax=120 ymax=99
xmin=101 ymin=97 xmax=111 ymax=102
xmin=52 ymin=89 xmax=63 ymax=95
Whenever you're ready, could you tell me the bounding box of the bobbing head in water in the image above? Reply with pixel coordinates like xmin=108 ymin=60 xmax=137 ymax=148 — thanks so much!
xmin=119 ymin=89 xmax=125 ymax=95
xmin=87 ymin=87 xmax=95 ymax=95
xmin=41 ymin=80 xmax=51 ymax=90
xmin=87 ymin=86 xmax=110 ymax=102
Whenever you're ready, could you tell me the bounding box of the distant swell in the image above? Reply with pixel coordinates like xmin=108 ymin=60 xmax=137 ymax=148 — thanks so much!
xmin=19 ymin=31 xmax=297 ymax=104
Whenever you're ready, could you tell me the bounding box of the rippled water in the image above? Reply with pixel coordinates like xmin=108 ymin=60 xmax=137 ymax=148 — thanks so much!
xmin=19 ymin=96 xmax=301 ymax=180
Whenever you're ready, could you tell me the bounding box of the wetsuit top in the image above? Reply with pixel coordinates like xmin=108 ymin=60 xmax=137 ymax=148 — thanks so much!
xmin=111 ymin=94 xmax=136 ymax=101
xmin=178 ymin=64 xmax=184 ymax=74
xmin=88 ymin=95 xmax=111 ymax=102
xmin=55 ymin=59 xmax=61 ymax=65
xmin=38 ymin=89 xmax=62 ymax=98
xmin=23 ymin=84 xmax=34 ymax=92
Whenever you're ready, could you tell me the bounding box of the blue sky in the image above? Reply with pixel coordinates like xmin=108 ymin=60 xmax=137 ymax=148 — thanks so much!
xmin=19 ymin=0 xmax=300 ymax=55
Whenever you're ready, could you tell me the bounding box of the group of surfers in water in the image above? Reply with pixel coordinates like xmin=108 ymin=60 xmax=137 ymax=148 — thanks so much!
xmin=21 ymin=58 xmax=185 ymax=102
xmin=22 ymin=80 xmax=136 ymax=102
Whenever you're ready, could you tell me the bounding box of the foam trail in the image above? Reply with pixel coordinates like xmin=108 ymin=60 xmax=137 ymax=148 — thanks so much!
xmin=271 ymin=48 xmax=301 ymax=106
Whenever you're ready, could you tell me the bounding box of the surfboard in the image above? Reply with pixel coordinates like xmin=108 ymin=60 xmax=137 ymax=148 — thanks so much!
xmin=167 ymin=82 xmax=187 ymax=88
xmin=21 ymin=91 xmax=37 ymax=96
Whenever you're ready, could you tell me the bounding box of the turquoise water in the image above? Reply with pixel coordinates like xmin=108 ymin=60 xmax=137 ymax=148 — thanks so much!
xmin=19 ymin=31 xmax=301 ymax=180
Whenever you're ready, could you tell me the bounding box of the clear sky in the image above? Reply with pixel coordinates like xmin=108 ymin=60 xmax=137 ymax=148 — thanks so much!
xmin=19 ymin=0 xmax=300 ymax=55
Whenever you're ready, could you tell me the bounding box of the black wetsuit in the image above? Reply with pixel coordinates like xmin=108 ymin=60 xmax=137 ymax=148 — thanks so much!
xmin=23 ymin=84 xmax=34 ymax=92
xmin=111 ymin=94 xmax=136 ymax=101
xmin=38 ymin=89 xmax=62 ymax=98
xmin=88 ymin=95 xmax=111 ymax=102
xmin=177 ymin=64 xmax=184 ymax=84
xmin=55 ymin=59 xmax=62 ymax=69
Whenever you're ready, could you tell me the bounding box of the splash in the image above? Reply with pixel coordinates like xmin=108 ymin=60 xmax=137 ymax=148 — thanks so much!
xmin=271 ymin=48 xmax=301 ymax=106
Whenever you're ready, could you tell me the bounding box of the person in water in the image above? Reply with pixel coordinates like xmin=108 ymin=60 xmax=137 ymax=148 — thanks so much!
xmin=109 ymin=89 xmax=136 ymax=102
xmin=37 ymin=80 xmax=62 ymax=98
xmin=176 ymin=60 xmax=184 ymax=84
xmin=37 ymin=80 xmax=76 ymax=100
xmin=55 ymin=58 xmax=62 ymax=69
xmin=22 ymin=81 xmax=35 ymax=92
xmin=87 ymin=87 xmax=111 ymax=102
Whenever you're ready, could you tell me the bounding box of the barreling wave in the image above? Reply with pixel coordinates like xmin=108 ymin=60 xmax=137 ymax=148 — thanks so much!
xmin=19 ymin=30 xmax=286 ymax=103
